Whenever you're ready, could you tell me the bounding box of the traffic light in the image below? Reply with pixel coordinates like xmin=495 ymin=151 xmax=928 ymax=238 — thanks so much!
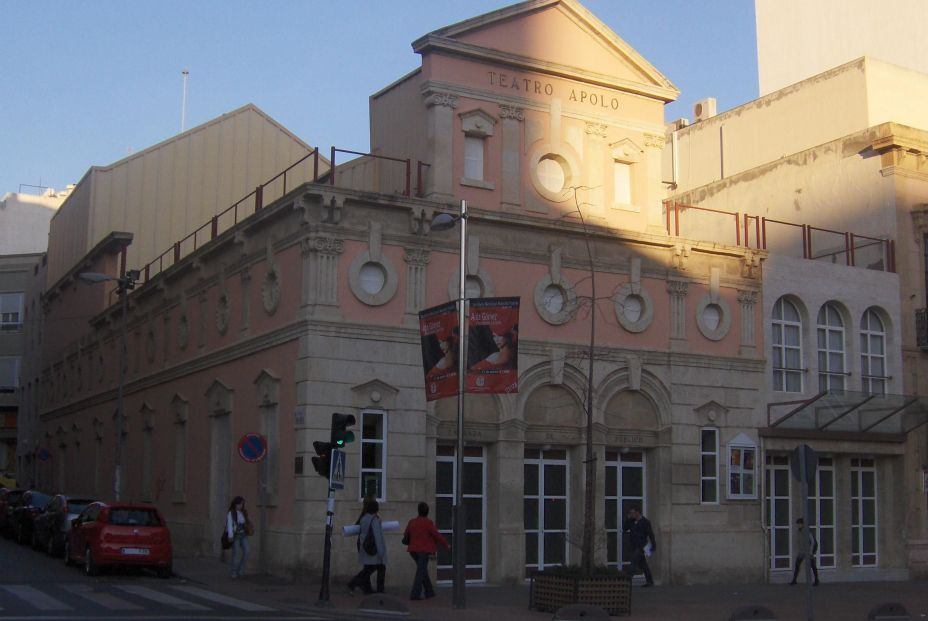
xmin=330 ymin=413 xmax=356 ymax=447
xmin=312 ymin=441 xmax=332 ymax=478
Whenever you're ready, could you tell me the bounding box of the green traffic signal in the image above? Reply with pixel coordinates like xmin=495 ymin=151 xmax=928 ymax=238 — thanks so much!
xmin=331 ymin=413 xmax=356 ymax=447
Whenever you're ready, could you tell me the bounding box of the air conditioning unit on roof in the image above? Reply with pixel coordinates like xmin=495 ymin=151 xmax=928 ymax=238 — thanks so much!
xmin=693 ymin=97 xmax=717 ymax=122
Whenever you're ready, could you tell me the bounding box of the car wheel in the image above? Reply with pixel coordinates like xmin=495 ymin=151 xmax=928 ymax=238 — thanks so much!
xmin=84 ymin=547 xmax=98 ymax=576
xmin=63 ymin=541 xmax=73 ymax=566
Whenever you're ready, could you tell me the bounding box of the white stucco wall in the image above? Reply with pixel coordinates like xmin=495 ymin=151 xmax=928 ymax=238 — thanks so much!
xmin=756 ymin=0 xmax=928 ymax=96
xmin=0 ymin=191 xmax=66 ymax=254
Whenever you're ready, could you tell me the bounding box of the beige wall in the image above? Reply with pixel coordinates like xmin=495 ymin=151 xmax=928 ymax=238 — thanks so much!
xmin=46 ymin=105 xmax=320 ymax=288
xmin=756 ymin=0 xmax=928 ymax=96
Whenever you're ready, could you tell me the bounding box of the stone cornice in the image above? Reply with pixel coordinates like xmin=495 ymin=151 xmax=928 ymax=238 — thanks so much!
xmin=412 ymin=36 xmax=679 ymax=102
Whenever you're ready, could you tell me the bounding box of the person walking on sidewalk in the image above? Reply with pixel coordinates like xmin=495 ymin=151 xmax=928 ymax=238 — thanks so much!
xmin=226 ymin=496 xmax=253 ymax=578
xmin=623 ymin=506 xmax=656 ymax=587
xmin=403 ymin=502 xmax=450 ymax=601
xmin=348 ymin=499 xmax=387 ymax=594
xmin=789 ymin=517 xmax=820 ymax=586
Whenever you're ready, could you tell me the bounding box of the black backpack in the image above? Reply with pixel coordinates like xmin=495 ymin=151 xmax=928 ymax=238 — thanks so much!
xmin=361 ymin=518 xmax=378 ymax=556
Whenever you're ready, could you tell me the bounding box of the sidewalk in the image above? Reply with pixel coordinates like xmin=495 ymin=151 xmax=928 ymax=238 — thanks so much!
xmin=173 ymin=555 xmax=928 ymax=620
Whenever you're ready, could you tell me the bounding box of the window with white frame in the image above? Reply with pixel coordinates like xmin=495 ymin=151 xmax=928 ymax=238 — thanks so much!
xmin=359 ymin=409 xmax=386 ymax=500
xmin=0 ymin=293 xmax=24 ymax=330
xmin=0 ymin=357 xmax=20 ymax=392
xmin=772 ymin=297 xmax=803 ymax=392
xmin=613 ymin=162 xmax=632 ymax=205
xmin=860 ymin=309 xmax=886 ymax=395
xmin=817 ymin=303 xmax=846 ymax=392
xmin=810 ymin=457 xmax=835 ymax=568
xmin=464 ymin=136 xmax=484 ymax=181
xmin=850 ymin=457 xmax=877 ymax=566
xmin=727 ymin=433 xmax=757 ymax=499
xmin=765 ymin=455 xmax=791 ymax=569
xmin=700 ymin=428 xmax=719 ymax=503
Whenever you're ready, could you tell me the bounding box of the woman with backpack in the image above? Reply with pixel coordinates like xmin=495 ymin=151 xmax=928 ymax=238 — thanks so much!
xmin=347 ymin=499 xmax=387 ymax=594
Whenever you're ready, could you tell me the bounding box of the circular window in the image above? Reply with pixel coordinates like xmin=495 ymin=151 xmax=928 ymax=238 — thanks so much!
xmin=543 ymin=285 xmax=565 ymax=315
xmin=359 ymin=262 xmax=386 ymax=295
xmin=622 ymin=295 xmax=644 ymax=323
xmin=537 ymin=156 xmax=567 ymax=194
xmin=703 ymin=304 xmax=722 ymax=331
xmin=465 ymin=276 xmax=483 ymax=299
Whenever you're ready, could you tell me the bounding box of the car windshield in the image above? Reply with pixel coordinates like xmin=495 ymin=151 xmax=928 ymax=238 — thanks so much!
xmin=29 ymin=492 xmax=52 ymax=509
xmin=67 ymin=499 xmax=96 ymax=514
xmin=108 ymin=509 xmax=162 ymax=526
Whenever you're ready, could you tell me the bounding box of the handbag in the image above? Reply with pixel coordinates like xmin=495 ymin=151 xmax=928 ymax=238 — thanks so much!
xmin=244 ymin=520 xmax=255 ymax=536
xmin=402 ymin=528 xmax=410 ymax=546
xmin=220 ymin=530 xmax=232 ymax=550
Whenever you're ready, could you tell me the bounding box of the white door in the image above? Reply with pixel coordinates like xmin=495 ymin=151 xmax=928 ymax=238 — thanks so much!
xmin=604 ymin=450 xmax=645 ymax=570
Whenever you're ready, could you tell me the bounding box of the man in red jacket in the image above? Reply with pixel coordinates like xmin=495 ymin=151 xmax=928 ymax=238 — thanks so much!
xmin=404 ymin=502 xmax=450 ymax=600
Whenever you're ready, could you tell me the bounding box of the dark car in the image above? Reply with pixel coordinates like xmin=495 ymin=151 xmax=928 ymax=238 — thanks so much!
xmin=65 ymin=502 xmax=172 ymax=578
xmin=0 ymin=489 xmax=26 ymax=537
xmin=11 ymin=490 xmax=52 ymax=544
xmin=32 ymin=494 xmax=98 ymax=556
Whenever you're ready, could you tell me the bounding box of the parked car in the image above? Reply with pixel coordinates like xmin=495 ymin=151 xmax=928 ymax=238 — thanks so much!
xmin=32 ymin=494 xmax=97 ymax=556
xmin=0 ymin=489 xmax=25 ymax=537
xmin=65 ymin=502 xmax=172 ymax=578
xmin=11 ymin=490 xmax=52 ymax=544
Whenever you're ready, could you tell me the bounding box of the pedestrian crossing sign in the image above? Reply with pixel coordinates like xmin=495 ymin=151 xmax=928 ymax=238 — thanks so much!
xmin=330 ymin=448 xmax=346 ymax=490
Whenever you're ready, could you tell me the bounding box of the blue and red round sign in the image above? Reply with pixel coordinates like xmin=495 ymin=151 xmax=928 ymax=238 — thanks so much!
xmin=237 ymin=433 xmax=268 ymax=463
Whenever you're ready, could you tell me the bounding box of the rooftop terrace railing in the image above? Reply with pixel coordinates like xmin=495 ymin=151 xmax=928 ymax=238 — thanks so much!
xmin=664 ymin=200 xmax=896 ymax=273
xmin=139 ymin=147 xmax=430 ymax=284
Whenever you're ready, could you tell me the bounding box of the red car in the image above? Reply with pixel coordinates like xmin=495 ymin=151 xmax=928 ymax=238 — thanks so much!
xmin=64 ymin=502 xmax=172 ymax=578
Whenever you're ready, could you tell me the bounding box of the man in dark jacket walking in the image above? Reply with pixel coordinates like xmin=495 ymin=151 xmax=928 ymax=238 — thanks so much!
xmin=623 ymin=506 xmax=656 ymax=587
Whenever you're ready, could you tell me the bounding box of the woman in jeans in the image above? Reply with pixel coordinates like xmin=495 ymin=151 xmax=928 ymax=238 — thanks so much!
xmin=403 ymin=502 xmax=449 ymax=600
xmin=347 ymin=499 xmax=387 ymax=594
xmin=225 ymin=496 xmax=250 ymax=578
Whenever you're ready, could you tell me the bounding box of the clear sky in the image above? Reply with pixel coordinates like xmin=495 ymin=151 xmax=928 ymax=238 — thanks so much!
xmin=0 ymin=1 xmax=757 ymax=196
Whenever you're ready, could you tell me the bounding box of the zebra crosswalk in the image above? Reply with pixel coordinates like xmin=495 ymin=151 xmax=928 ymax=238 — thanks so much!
xmin=0 ymin=582 xmax=279 ymax=616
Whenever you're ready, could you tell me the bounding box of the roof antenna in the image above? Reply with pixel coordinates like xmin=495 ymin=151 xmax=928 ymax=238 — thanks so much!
xmin=180 ymin=68 xmax=190 ymax=132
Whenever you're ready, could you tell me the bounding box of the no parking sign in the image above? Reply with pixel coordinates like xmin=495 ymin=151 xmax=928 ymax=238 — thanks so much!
xmin=237 ymin=433 xmax=268 ymax=463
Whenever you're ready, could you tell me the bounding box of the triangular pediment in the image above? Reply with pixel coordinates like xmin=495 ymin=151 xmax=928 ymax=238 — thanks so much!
xmin=413 ymin=0 xmax=678 ymax=102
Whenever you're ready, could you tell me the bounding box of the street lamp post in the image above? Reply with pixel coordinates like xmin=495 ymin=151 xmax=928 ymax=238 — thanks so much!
xmin=431 ymin=200 xmax=467 ymax=609
xmin=78 ymin=269 xmax=139 ymax=502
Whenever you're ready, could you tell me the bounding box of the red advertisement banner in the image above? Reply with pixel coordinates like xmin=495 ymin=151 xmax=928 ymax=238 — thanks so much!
xmin=419 ymin=301 xmax=460 ymax=402
xmin=466 ymin=297 xmax=520 ymax=395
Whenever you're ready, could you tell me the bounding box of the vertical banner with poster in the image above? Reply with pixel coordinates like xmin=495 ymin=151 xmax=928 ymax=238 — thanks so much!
xmin=466 ymin=297 xmax=520 ymax=395
xmin=418 ymin=301 xmax=460 ymax=402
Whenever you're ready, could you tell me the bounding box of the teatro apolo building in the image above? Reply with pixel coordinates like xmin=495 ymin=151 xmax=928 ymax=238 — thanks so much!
xmin=30 ymin=0 xmax=917 ymax=586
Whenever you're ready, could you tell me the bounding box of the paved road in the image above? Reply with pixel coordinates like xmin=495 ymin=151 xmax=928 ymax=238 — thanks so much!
xmin=0 ymin=535 xmax=329 ymax=620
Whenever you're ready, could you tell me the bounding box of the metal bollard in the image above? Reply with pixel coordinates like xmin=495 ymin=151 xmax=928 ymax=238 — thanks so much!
xmin=868 ymin=602 xmax=911 ymax=620
xmin=728 ymin=605 xmax=778 ymax=621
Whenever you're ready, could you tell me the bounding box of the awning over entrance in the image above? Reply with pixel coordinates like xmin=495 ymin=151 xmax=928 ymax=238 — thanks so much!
xmin=767 ymin=390 xmax=928 ymax=436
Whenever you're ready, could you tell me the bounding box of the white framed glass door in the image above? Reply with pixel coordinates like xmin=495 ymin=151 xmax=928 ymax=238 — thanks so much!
xmin=524 ymin=448 xmax=569 ymax=572
xmin=765 ymin=454 xmax=792 ymax=570
xmin=604 ymin=450 xmax=645 ymax=570
xmin=435 ymin=445 xmax=486 ymax=582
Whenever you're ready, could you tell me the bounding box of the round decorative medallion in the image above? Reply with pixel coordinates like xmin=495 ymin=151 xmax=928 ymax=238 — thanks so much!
xmin=262 ymin=266 xmax=281 ymax=315
xmin=177 ymin=315 xmax=190 ymax=350
xmin=216 ymin=293 xmax=230 ymax=335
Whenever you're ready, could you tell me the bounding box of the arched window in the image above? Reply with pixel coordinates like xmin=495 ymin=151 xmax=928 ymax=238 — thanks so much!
xmin=772 ymin=298 xmax=802 ymax=392
xmin=817 ymin=303 xmax=845 ymax=391
xmin=860 ymin=309 xmax=886 ymax=395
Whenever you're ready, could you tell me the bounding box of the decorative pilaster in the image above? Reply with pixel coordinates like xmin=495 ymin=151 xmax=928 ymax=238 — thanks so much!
xmin=585 ymin=122 xmax=608 ymax=217
xmin=423 ymin=90 xmax=458 ymax=202
xmin=240 ymin=267 xmax=252 ymax=335
xmin=301 ymin=235 xmax=344 ymax=319
xmin=667 ymin=279 xmax=689 ymax=350
xmin=500 ymin=104 xmax=524 ymax=212
xmin=737 ymin=289 xmax=759 ymax=355
xmin=404 ymin=248 xmax=430 ymax=326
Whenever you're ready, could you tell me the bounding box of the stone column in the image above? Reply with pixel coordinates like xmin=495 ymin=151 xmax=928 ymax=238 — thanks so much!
xmin=301 ymin=235 xmax=344 ymax=320
xmin=240 ymin=266 xmax=252 ymax=336
xmin=491 ymin=420 xmax=526 ymax=583
xmin=737 ymin=289 xmax=759 ymax=356
xmin=404 ymin=248 xmax=430 ymax=326
xmin=423 ymin=91 xmax=458 ymax=202
xmin=500 ymin=104 xmax=524 ymax=212
xmin=667 ymin=279 xmax=689 ymax=351
xmin=584 ymin=122 xmax=608 ymax=218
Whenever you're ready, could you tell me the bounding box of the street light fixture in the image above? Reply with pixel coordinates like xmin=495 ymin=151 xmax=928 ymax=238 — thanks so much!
xmin=430 ymin=200 xmax=467 ymax=609
xmin=78 ymin=269 xmax=139 ymax=502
